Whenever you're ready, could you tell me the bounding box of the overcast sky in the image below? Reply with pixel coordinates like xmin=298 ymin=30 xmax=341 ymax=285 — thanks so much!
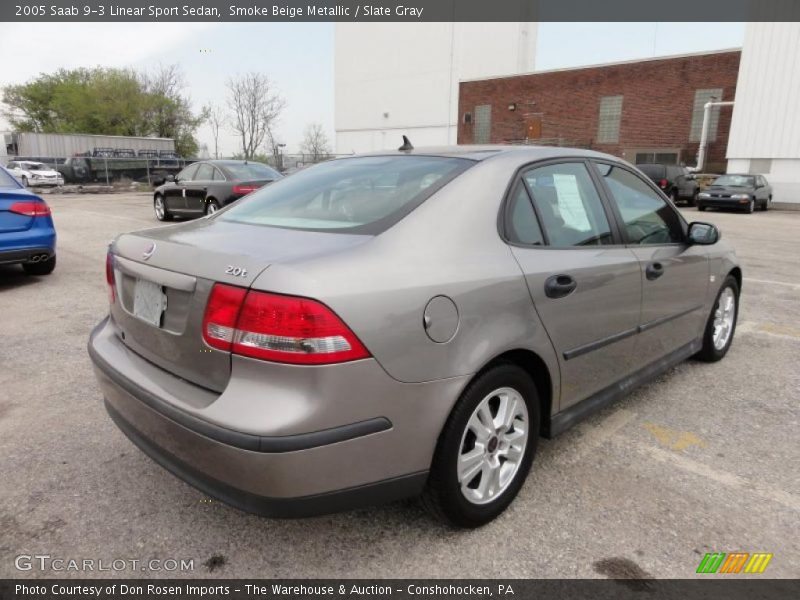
xmin=0 ymin=22 xmax=744 ymax=155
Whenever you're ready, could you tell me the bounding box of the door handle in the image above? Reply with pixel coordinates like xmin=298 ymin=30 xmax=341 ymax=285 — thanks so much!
xmin=646 ymin=262 xmax=665 ymax=281
xmin=544 ymin=274 xmax=577 ymax=299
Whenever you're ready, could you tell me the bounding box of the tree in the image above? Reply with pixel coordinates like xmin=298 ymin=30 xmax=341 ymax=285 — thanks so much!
xmin=300 ymin=123 xmax=331 ymax=163
xmin=2 ymin=65 xmax=205 ymax=157
xmin=139 ymin=64 xmax=205 ymax=157
xmin=226 ymin=73 xmax=285 ymax=159
xmin=205 ymin=104 xmax=227 ymax=159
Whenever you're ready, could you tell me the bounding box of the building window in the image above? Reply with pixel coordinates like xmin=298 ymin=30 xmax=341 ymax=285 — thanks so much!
xmin=634 ymin=151 xmax=680 ymax=165
xmin=689 ymin=88 xmax=723 ymax=142
xmin=474 ymin=105 xmax=492 ymax=144
xmin=749 ymin=159 xmax=772 ymax=174
xmin=597 ymin=96 xmax=623 ymax=144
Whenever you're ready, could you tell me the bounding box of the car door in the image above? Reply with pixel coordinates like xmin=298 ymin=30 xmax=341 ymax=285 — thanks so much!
xmin=507 ymin=160 xmax=643 ymax=410
xmin=166 ymin=163 xmax=198 ymax=211
xmin=593 ymin=161 xmax=709 ymax=366
xmin=756 ymin=176 xmax=770 ymax=204
xmin=187 ymin=163 xmax=214 ymax=213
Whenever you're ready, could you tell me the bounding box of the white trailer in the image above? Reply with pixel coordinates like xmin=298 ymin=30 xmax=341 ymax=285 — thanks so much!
xmin=11 ymin=132 xmax=175 ymax=158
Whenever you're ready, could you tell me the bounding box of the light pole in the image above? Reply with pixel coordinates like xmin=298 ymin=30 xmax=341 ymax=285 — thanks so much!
xmin=277 ymin=143 xmax=286 ymax=171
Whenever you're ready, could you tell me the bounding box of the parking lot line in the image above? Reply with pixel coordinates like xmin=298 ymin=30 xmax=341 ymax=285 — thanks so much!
xmin=743 ymin=277 xmax=800 ymax=290
xmin=617 ymin=438 xmax=800 ymax=513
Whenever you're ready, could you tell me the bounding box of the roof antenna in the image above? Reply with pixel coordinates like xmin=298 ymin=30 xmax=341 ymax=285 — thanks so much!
xmin=398 ymin=135 xmax=414 ymax=151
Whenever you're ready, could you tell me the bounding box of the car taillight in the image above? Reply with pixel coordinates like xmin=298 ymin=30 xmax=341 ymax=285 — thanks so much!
xmin=106 ymin=251 xmax=116 ymax=304
xmin=659 ymin=178 xmax=668 ymax=189
xmin=9 ymin=200 xmax=51 ymax=216
xmin=202 ymin=283 xmax=370 ymax=364
xmin=202 ymin=284 xmax=248 ymax=351
xmin=232 ymin=184 xmax=260 ymax=195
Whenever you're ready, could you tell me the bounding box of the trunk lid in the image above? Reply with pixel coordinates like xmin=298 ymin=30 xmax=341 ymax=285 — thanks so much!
xmin=109 ymin=218 xmax=370 ymax=391
xmin=0 ymin=192 xmax=36 ymax=233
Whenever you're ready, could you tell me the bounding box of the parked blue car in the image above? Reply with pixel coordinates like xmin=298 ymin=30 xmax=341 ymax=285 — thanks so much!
xmin=0 ymin=165 xmax=57 ymax=275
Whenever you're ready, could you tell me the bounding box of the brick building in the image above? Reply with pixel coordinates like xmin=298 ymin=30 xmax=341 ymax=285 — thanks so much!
xmin=458 ymin=49 xmax=741 ymax=173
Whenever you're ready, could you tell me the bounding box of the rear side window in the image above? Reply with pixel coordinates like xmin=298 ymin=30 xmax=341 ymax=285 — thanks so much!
xmin=595 ymin=163 xmax=684 ymax=245
xmin=0 ymin=168 xmax=20 ymax=189
xmin=522 ymin=162 xmax=614 ymax=247
xmin=506 ymin=184 xmax=544 ymax=245
xmin=220 ymin=156 xmax=473 ymax=234
xmin=637 ymin=164 xmax=665 ymax=179
xmin=195 ymin=164 xmax=214 ymax=180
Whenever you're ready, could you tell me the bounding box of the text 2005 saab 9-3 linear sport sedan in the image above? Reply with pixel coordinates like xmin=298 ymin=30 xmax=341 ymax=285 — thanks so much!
xmin=89 ymin=144 xmax=740 ymax=527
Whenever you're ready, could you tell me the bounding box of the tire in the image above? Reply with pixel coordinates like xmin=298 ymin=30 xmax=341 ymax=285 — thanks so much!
xmin=746 ymin=199 xmax=755 ymax=214
xmin=695 ymin=275 xmax=739 ymax=363
xmin=154 ymin=194 xmax=172 ymax=221
xmin=761 ymin=197 xmax=770 ymax=211
xmin=686 ymin=191 xmax=697 ymax=207
xmin=422 ymin=364 xmax=540 ymax=528
xmin=205 ymin=198 xmax=221 ymax=216
xmin=698 ymin=205 xmax=707 ymax=212
xmin=23 ymin=255 xmax=56 ymax=276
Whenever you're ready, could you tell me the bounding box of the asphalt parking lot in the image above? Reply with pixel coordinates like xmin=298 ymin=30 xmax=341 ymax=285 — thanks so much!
xmin=1 ymin=192 xmax=798 ymax=579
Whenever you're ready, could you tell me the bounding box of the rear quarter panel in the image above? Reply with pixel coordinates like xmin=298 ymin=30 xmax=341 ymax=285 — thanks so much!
xmin=250 ymin=156 xmax=561 ymax=401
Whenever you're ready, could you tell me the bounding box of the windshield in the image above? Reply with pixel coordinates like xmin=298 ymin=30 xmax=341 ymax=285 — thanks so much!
xmin=22 ymin=162 xmax=47 ymax=171
xmin=0 ymin=168 xmax=20 ymax=189
xmin=221 ymin=162 xmax=281 ymax=181
xmin=713 ymin=175 xmax=755 ymax=187
xmin=220 ymin=155 xmax=473 ymax=233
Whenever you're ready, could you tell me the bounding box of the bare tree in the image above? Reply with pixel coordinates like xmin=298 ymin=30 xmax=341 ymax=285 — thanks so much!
xmin=227 ymin=73 xmax=285 ymax=159
xmin=205 ymin=104 xmax=226 ymax=159
xmin=265 ymin=125 xmax=283 ymax=170
xmin=300 ymin=122 xmax=331 ymax=163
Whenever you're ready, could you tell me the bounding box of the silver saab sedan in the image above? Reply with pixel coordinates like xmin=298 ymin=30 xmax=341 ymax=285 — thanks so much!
xmin=89 ymin=145 xmax=740 ymax=527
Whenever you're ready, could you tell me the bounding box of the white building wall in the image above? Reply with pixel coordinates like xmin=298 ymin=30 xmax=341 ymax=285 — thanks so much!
xmin=727 ymin=22 xmax=800 ymax=204
xmin=335 ymin=23 xmax=536 ymax=154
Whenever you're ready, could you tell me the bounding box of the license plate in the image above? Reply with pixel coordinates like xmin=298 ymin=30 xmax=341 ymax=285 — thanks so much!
xmin=133 ymin=279 xmax=167 ymax=327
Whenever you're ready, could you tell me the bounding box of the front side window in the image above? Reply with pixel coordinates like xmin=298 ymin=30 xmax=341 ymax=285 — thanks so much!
xmin=595 ymin=163 xmax=684 ymax=245
xmin=220 ymin=155 xmax=473 ymax=233
xmin=523 ymin=162 xmax=613 ymax=247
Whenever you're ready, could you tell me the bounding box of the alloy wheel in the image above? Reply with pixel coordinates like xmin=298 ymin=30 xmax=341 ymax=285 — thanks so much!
xmin=457 ymin=387 xmax=529 ymax=505
xmin=154 ymin=196 xmax=165 ymax=220
xmin=713 ymin=287 xmax=736 ymax=350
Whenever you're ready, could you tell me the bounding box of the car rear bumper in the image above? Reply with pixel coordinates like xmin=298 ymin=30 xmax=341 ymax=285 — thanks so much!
xmin=88 ymin=316 xmax=468 ymax=516
xmin=0 ymin=246 xmax=54 ymax=265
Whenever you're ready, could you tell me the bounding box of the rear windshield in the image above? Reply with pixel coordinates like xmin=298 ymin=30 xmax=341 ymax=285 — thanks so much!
xmin=219 ymin=155 xmax=474 ymax=234
xmin=0 ymin=168 xmax=20 ymax=189
xmin=712 ymin=175 xmax=755 ymax=187
xmin=221 ymin=162 xmax=281 ymax=181
xmin=637 ymin=164 xmax=665 ymax=179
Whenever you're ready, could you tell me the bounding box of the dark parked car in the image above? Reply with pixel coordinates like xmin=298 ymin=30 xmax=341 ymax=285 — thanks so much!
xmin=637 ymin=164 xmax=699 ymax=206
xmin=697 ymin=174 xmax=773 ymax=213
xmin=153 ymin=160 xmax=282 ymax=221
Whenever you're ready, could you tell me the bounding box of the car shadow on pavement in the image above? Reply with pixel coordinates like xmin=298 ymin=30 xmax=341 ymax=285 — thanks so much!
xmin=0 ymin=265 xmax=44 ymax=290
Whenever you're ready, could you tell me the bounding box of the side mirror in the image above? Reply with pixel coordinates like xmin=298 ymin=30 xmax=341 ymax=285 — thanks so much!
xmin=688 ymin=221 xmax=720 ymax=245
xmin=166 ymin=174 xmax=176 ymax=183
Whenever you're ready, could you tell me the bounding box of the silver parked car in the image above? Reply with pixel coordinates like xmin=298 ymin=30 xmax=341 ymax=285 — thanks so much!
xmin=89 ymin=145 xmax=740 ymax=527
